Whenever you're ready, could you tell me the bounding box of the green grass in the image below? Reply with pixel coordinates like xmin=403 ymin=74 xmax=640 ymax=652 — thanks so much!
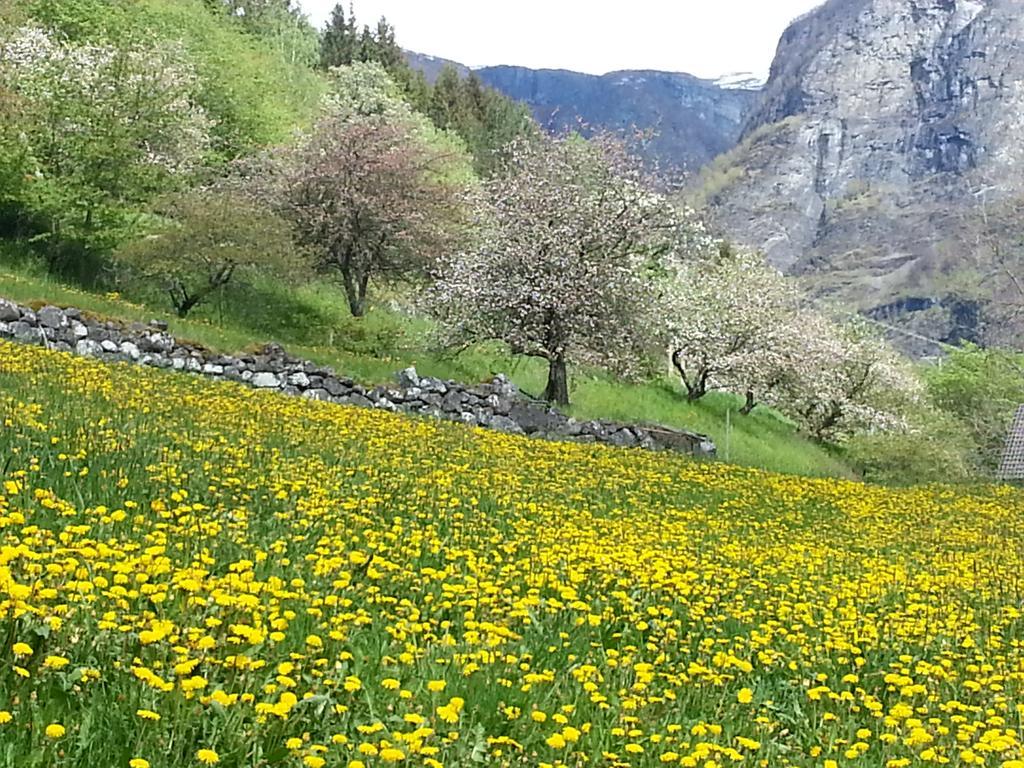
xmin=0 ymin=251 xmax=852 ymax=478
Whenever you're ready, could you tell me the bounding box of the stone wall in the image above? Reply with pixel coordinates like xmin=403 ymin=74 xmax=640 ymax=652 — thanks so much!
xmin=0 ymin=297 xmax=716 ymax=458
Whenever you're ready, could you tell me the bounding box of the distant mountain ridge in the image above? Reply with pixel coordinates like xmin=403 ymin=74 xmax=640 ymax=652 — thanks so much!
xmin=404 ymin=51 xmax=761 ymax=175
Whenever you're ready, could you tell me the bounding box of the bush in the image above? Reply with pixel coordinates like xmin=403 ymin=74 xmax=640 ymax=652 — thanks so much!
xmin=845 ymin=406 xmax=974 ymax=485
xmin=925 ymin=345 xmax=1024 ymax=474
xmin=113 ymin=189 xmax=309 ymax=317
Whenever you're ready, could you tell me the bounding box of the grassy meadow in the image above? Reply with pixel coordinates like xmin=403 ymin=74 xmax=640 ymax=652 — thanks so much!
xmin=0 ymin=254 xmax=850 ymax=479
xmin=1 ymin=339 xmax=1024 ymax=767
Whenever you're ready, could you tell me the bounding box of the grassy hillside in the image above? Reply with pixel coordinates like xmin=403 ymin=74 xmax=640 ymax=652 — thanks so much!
xmin=0 ymin=338 xmax=1021 ymax=767
xmin=0 ymin=254 xmax=851 ymax=478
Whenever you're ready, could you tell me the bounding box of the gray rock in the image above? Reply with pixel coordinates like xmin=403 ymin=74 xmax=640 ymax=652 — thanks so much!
xmin=485 ymin=415 xmax=524 ymax=435
xmin=303 ymin=388 xmax=331 ymax=401
xmin=441 ymin=390 xmax=465 ymax=412
xmin=251 ymin=372 xmax=280 ymax=389
xmin=508 ymin=403 xmax=569 ymax=435
xmin=322 ymin=377 xmax=349 ymax=397
xmin=75 ymin=339 xmax=104 ymax=357
xmin=420 ymin=377 xmax=447 ymax=395
xmin=120 ymin=341 xmax=141 ymax=361
xmin=395 ymin=366 xmax=420 ymax=389
xmin=347 ymin=393 xmax=372 ymax=408
xmin=0 ymin=299 xmax=22 ymax=322
xmin=70 ymin=321 xmax=89 ymax=339
xmin=421 ymin=393 xmax=443 ymax=409
xmin=148 ymin=319 xmax=169 ymax=331
xmin=37 ymin=306 xmax=67 ymax=329
xmin=100 ymin=339 xmax=119 ymax=353
xmin=609 ymin=429 xmax=637 ymax=448
xmin=491 ymin=373 xmax=519 ymax=398
xmin=287 ymin=372 xmax=310 ymax=388
xmin=202 ymin=363 xmax=225 ymax=375
xmin=9 ymin=322 xmax=41 ymax=344
xmin=140 ymin=333 xmax=174 ymax=354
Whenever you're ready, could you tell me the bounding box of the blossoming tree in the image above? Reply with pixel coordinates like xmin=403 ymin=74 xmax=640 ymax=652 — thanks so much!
xmin=766 ymin=314 xmax=923 ymax=442
xmin=262 ymin=63 xmax=472 ymax=317
xmin=0 ymin=25 xmax=210 ymax=244
xmin=662 ymin=246 xmax=803 ymax=412
xmin=430 ymin=134 xmax=679 ymax=406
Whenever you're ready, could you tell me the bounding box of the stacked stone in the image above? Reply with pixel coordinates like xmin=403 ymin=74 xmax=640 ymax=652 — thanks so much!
xmin=0 ymin=298 xmax=716 ymax=458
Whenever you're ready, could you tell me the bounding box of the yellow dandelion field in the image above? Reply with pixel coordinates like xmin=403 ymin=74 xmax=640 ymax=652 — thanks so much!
xmin=2 ymin=339 xmax=1024 ymax=768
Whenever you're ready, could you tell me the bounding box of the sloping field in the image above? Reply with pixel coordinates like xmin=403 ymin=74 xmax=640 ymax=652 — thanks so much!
xmin=1 ymin=339 xmax=1023 ymax=768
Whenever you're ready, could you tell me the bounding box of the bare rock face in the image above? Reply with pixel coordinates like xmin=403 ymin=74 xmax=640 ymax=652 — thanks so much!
xmin=705 ymin=0 xmax=1024 ymax=349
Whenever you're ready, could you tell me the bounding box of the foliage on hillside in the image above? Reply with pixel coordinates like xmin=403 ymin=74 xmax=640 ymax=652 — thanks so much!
xmin=2 ymin=339 xmax=1024 ymax=766
xmin=318 ymin=3 xmax=535 ymax=174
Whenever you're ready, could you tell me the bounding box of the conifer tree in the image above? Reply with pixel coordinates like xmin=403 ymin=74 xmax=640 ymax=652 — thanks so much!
xmin=319 ymin=2 xmax=359 ymax=69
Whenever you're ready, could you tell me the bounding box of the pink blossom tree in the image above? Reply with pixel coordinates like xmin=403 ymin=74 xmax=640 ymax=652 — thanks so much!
xmin=260 ymin=63 xmax=472 ymax=317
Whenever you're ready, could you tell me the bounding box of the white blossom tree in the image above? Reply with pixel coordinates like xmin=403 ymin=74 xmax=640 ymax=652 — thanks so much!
xmin=0 ymin=25 xmax=210 ymax=242
xmin=661 ymin=247 xmax=803 ymax=412
xmin=430 ymin=134 xmax=680 ymax=406
xmin=765 ymin=314 xmax=923 ymax=442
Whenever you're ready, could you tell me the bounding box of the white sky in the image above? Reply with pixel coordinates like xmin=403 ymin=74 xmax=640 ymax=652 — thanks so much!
xmin=295 ymin=1 xmax=826 ymax=79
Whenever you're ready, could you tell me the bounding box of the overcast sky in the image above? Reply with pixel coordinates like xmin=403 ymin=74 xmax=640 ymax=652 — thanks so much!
xmin=295 ymin=1 xmax=825 ymax=79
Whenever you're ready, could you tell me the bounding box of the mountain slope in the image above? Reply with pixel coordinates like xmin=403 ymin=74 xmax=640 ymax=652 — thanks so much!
xmin=403 ymin=50 xmax=470 ymax=83
xmin=475 ymin=66 xmax=759 ymax=174
xmin=403 ymin=52 xmax=760 ymax=175
xmin=704 ymin=0 xmax=1024 ymax=348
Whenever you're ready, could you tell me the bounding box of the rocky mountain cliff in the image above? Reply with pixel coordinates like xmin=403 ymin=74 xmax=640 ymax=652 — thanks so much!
xmin=704 ymin=0 xmax=1024 ymax=348
xmin=475 ymin=66 xmax=759 ymax=174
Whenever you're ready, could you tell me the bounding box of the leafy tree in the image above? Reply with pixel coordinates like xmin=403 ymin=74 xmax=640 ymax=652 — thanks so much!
xmin=114 ymin=189 xmax=307 ymax=318
xmin=252 ymin=64 xmax=472 ymax=318
xmin=430 ymin=134 xmax=679 ymax=406
xmin=845 ymin=404 xmax=974 ymax=485
xmin=925 ymin=344 xmax=1024 ymax=473
xmin=427 ymin=66 xmax=536 ymax=176
xmin=318 ymin=2 xmax=359 ymax=69
xmin=24 ymin=0 xmax=324 ymax=161
xmin=206 ymin=0 xmax=319 ymax=68
xmin=0 ymin=24 xmax=211 ymax=253
xmin=662 ymin=246 xmax=801 ymax=410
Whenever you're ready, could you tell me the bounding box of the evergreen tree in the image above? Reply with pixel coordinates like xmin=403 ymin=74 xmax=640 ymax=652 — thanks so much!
xmin=319 ymin=2 xmax=359 ymax=69
xmin=429 ymin=65 xmax=464 ymax=129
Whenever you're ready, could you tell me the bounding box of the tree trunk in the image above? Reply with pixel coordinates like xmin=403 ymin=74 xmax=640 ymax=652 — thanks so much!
xmin=740 ymin=390 xmax=756 ymax=416
xmin=543 ymin=355 xmax=570 ymax=407
xmin=671 ymin=349 xmax=707 ymax=402
xmin=341 ymin=268 xmax=366 ymax=317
